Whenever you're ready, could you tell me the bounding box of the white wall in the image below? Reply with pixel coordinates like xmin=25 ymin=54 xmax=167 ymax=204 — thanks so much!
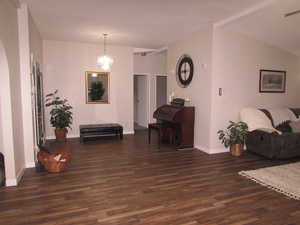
xmin=166 ymin=24 xmax=300 ymax=154
xmin=28 ymin=8 xmax=43 ymax=163
xmin=29 ymin=13 xmax=43 ymax=66
xmin=167 ymin=26 xmax=213 ymax=151
xmin=134 ymin=51 xmax=167 ymax=75
xmin=0 ymin=0 xmax=25 ymax=185
xmin=43 ymin=40 xmax=134 ymax=137
xmin=133 ymin=51 xmax=167 ymax=123
xmin=209 ymin=28 xmax=300 ymax=152
xmin=18 ymin=3 xmax=43 ymax=169
xmin=0 ymin=102 xmax=3 ymax=155
xmin=0 ymin=40 xmax=16 ymax=184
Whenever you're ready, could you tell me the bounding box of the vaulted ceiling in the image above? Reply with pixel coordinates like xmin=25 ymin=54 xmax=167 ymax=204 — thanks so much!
xmin=21 ymin=0 xmax=262 ymax=48
xmin=224 ymin=0 xmax=300 ymax=56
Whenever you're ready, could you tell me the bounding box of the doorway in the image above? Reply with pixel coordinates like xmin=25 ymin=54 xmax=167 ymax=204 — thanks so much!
xmin=156 ymin=76 xmax=167 ymax=108
xmin=0 ymin=40 xmax=15 ymax=186
xmin=0 ymin=102 xmax=4 ymax=186
xmin=134 ymin=75 xmax=149 ymax=130
xmin=31 ymin=59 xmax=46 ymax=148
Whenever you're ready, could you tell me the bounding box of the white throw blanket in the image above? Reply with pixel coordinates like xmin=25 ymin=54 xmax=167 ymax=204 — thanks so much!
xmin=240 ymin=107 xmax=280 ymax=134
xmin=267 ymin=108 xmax=298 ymax=127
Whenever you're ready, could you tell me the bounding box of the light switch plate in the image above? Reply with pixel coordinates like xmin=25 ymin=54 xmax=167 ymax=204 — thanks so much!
xmin=219 ymin=88 xmax=222 ymax=96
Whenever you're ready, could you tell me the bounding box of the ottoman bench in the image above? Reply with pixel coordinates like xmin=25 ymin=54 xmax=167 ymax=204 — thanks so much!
xmin=80 ymin=123 xmax=123 ymax=142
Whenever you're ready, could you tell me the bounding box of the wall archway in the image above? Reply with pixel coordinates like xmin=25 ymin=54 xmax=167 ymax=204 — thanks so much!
xmin=0 ymin=40 xmax=17 ymax=186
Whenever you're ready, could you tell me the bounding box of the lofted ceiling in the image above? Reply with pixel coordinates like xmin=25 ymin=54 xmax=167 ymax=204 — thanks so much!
xmin=223 ymin=0 xmax=300 ymax=56
xmin=21 ymin=0 xmax=263 ymax=49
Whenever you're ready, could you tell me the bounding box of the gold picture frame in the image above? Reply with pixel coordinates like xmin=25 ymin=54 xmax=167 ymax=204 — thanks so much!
xmin=85 ymin=71 xmax=110 ymax=104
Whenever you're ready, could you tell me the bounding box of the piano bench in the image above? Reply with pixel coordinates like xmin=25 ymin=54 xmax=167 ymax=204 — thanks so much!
xmin=148 ymin=123 xmax=176 ymax=149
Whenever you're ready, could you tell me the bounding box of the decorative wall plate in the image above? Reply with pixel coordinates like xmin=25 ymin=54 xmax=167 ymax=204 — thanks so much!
xmin=176 ymin=55 xmax=194 ymax=88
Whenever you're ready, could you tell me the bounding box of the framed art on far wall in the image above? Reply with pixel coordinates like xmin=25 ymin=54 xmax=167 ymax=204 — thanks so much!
xmin=85 ymin=71 xmax=109 ymax=104
xmin=259 ymin=70 xmax=286 ymax=93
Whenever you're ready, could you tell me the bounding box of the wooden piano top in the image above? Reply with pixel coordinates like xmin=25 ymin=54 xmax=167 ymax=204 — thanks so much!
xmin=153 ymin=104 xmax=195 ymax=123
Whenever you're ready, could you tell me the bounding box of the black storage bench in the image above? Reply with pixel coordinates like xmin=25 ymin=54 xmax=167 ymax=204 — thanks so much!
xmin=80 ymin=123 xmax=123 ymax=142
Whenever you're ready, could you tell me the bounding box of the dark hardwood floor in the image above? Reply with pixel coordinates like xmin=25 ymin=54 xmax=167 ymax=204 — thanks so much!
xmin=1 ymin=131 xmax=300 ymax=225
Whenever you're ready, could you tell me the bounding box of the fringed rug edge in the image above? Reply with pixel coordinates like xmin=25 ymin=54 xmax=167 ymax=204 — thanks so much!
xmin=239 ymin=171 xmax=300 ymax=201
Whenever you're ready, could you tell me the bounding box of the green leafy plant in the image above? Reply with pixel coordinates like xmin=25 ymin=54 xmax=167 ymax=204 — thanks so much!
xmin=217 ymin=121 xmax=248 ymax=148
xmin=45 ymin=90 xmax=73 ymax=130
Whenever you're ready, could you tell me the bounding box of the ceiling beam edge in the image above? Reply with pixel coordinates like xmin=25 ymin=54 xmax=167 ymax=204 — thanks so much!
xmin=9 ymin=0 xmax=21 ymax=8
xmin=213 ymin=0 xmax=275 ymax=28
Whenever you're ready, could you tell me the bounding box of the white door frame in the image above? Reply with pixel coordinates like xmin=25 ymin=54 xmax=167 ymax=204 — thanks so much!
xmin=18 ymin=5 xmax=36 ymax=168
xmin=0 ymin=40 xmax=17 ymax=186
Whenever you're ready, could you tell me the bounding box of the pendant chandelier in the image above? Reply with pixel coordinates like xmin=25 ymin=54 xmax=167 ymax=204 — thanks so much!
xmin=97 ymin=34 xmax=114 ymax=71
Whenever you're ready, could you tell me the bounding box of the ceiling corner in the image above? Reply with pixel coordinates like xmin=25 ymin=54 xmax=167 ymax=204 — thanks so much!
xmin=9 ymin=0 xmax=21 ymax=8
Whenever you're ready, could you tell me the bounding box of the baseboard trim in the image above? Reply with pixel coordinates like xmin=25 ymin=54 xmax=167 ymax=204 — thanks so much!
xmin=195 ymin=145 xmax=229 ymax=154
xmin=6 ymin=178 xmax=17 ymax=186
xmin=46 ymin=131 xmax=134 ymax=140
xmin=6 ymin=166 xmax=26 ymax=187
xmin=26 ymin=162 xmax=36 ymax=168
xmin=46 ymin=135 xmax=55 ymax=140
xmin=209 ymin=147 xmax=229 ymax=154
xmin=195 ymin=145 xmax=210 ymax=154
xmin=46 ymin=134 xmax=79 ymax=140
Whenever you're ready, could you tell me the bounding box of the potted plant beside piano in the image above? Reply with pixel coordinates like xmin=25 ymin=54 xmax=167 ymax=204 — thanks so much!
xmin=45 ymin=90 xmax=73 ymax=142
xmin=218 ymin=121 xmax=248 ymax=156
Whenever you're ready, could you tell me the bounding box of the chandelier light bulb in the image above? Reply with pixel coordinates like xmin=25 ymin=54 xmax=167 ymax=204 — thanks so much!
xmin=97 ymin=34 xmax=114 ymax=71
xmin=97 ymin=55 xmax=114 ymax=71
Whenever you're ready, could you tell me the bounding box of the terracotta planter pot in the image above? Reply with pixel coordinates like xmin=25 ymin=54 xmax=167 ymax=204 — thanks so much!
xmin=230 ymin=144 xmax=244 ymax=157
xmin=55 ymin=129 xmax=67 ymax=142
xmin=37 ymin=146 xmax=71 ymax=173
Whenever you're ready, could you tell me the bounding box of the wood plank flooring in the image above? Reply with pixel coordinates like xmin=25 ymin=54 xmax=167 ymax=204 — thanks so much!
xmin=1 ymin=131 xmax=300 ymax=225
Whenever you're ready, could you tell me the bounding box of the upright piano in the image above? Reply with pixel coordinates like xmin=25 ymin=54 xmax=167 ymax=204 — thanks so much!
xmin=153 ymin=99 xmax=195 ymax=149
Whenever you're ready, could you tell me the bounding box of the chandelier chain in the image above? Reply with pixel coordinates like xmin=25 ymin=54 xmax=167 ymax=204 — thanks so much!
xmin=103 ymin=33 xmax=107 ymax=55
xmin=97 ymin=33 xmax=113 ymax=71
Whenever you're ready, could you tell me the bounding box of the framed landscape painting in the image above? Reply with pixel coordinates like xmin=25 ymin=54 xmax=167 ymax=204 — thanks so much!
xmin=85 ymin=71 xmax=109 ymax=104
xmin=259 ymin=70 xmax=286 ymax=93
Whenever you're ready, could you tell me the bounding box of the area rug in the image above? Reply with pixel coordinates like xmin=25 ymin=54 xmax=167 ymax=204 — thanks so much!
xmin=239 ymin=162 xmax=300 ymax=200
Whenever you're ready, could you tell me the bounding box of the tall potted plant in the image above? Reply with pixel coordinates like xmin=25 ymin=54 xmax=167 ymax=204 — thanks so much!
xmin=45 ymin=90 xmax=73 ymax=142
xmin=218 ymin=121 xmax=248 ymax=156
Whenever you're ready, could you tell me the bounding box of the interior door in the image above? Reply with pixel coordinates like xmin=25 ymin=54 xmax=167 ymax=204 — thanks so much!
xmin=134 ymin=76 xmax=138 ymax=124
xmin=134 ymin=75 xmax=148 ymax=128
xmin=156 ymin=76 xmax=167 ymax=108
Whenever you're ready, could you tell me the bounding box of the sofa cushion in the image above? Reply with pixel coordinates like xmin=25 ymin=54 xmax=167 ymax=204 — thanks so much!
xmin=259 ymin=109 xmax=275 ymax=126
xmin=290 ymin=120 xmax=300 ymax=133
xmin=275 ymin=120 xmax=292 ymax=133
xmin=240 ymin=108 xmax=280 ymax=134
xmin=267 ymin=108 xmax=298 ymax=127
xmin=290 ymin=108 xmax=300 ymax=118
